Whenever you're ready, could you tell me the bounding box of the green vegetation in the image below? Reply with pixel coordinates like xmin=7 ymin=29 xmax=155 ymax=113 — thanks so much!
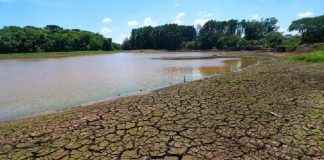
xmin=310 ymin=66 xmax=324 ymax=70
xmin=0 ymin=25 xmax=117 ymax=53
xmin=289 ymin=15 xmax=324 ymax=44
xmin=123 ymin=15 xmax=324 ymax=51
xmin=123 ymin=18 xmax=282 ymax=50
xmin=264 ymin=31 xmax=284 ymax=48
xmin=287 ymin=50 xmax=324 ymax=62
xmin=0 ymin=50 xmax=120 ymax=59
xmin=312 ymin=43 xmax=324 ymax=50
xmin=283 ymin=36 xmax=301 ymax=50
xmin=122 ymin=24 xmax=196 ymax=50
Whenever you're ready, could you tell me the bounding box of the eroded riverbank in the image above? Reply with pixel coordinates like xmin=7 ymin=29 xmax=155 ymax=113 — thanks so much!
xmin=0 ymin=58 xmax=323 ymax=159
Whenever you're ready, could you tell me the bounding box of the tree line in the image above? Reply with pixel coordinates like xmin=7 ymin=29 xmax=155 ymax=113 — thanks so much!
xmin=122 ymin=24 xmax=196 ymax=50
xmin=0 ymin=15 xmax=322 ymax=53
xmin=123 ymin=15 xmax=324 ymax=50
xmin=289 ymin=15 xmax=324 ymax=44
xmin=0 ymin=25 xmax=118 ymax=53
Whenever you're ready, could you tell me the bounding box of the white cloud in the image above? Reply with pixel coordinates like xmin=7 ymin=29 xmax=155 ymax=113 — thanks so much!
xmin=252 ymin=14 xmax=259 ymax=20
xmin=193 ymin=18 xmax=209 ymax=26
xmin=278 ymin=28 xmax=286 ymax=34
xmin=102 ymin=18 xmax=112 ymax=23
xmin=115 ymin=33 xmax=130 ymax=44
xmin=127 ymin=20 xmax=139 ymax=27
xmin=100 ymin=27 xmax=112 ymax=34
xmin=199 ymin=12 xmax=212 ymax=18
xmin=173 ymin=12 xmax=185 ymax=25
xmin=298 ymin=11 xmax=314 ymax=18
xmin=175 ymin=12 xmax=186 ymax=19
xmin=120 ymin=33 xmax=128 ymax=39
xmin=193 ymin=11 xmax=213 ymax=26
xmin=144 ymin=17 xmax=157 ymax=26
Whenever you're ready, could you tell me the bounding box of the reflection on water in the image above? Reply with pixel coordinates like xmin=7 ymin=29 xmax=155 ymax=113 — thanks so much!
xmin=163 ymin=58 xmax=259 ymax=78
xmin=0 ymin=52 xmax=262 ymax=120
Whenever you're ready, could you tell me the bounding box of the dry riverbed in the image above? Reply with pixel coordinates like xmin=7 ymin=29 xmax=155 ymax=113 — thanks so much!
xmin=0 ymin=54 xmax=323 ymax=159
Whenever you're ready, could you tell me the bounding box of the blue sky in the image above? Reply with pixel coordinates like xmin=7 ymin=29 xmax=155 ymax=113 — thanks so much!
xmin=0 ymin=0 xmax=323 ymax=43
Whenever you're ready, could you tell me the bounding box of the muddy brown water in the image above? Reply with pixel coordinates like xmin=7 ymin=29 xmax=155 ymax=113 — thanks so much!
xmin=0 ymin=52 xmax=262 ymax=120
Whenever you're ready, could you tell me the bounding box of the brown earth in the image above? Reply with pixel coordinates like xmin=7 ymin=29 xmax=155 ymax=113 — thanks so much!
xmin=0 ymin=56 xmax=323 ymax=160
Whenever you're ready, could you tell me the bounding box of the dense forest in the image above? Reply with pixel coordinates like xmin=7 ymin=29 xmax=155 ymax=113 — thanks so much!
xmin=0 ymin=25 xmax=117 ymax=53
xmin=0 ymin=15 xmax=323 ymax=53
xmin=122 ymin=24 xmax=196 ymax=50
xmin=123 ymin=15 xmax=324 ymax=51
xmin=289 ymin=15 xmax=324 ymax=43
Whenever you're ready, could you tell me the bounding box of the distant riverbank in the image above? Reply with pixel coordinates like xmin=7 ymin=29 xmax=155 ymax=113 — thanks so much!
xmin=0 ymin=49 xmax=282 ymax=60
xmin=0 ymin=50 xmax=121 ymax=59
xmin=0 ymin=50 xmax=179 ymax=59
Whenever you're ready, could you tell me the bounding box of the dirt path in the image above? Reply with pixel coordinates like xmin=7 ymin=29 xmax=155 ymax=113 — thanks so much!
xmin=0 ymin=60 xmax=323 ymax=160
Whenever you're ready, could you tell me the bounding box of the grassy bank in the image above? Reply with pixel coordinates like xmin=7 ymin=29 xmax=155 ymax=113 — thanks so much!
xmin=0 ymin=49 xmax=306 ymax=60
xmin=286 ymin=50 xmax=324 ymax=62
xmin=0 ymin=49 xmax=168 ymax=59
xmin=0 ymin=50 xmax=123 ymax=59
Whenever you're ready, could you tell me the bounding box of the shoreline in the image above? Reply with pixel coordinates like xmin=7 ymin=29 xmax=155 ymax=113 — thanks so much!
xmin=0 ymin=50 xmax=122 ymax=60
xmin=2 ymin=88 xmax=154 ymax=122
xmin=0 ymin=50 xmax=165 ymax=60
xmin=0 ymin=49 xmax=282 ymax=60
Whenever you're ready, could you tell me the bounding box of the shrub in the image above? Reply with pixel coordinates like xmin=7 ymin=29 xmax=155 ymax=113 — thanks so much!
xmin=283 ymin=36 xmax=301 ymax=49
xmin=288 ymin=50 xmax=324 ymax=62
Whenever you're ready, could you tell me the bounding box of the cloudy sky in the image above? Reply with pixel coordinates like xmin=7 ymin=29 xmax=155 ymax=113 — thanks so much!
xmin=0 ymin=0 xmax=323 ymax=43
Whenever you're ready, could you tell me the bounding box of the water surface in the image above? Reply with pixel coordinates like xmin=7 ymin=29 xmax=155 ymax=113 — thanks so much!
xmin=0 ymin=52 xmax=261 ymax=120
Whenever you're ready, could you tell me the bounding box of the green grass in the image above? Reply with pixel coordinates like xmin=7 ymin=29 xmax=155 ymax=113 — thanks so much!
xmin=309 ymin=66 xmax=324 ymax=71
xmin=286 ymin=50 xmax=324 ymax=62
xmin=0 ymin=50 xmax=123 ymax=59
xmin=0 ymin=49 xmax=163 ymax=59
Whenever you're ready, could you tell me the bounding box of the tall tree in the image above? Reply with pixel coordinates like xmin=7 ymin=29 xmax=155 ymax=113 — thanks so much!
xmin=242 ymin=17 xmax=279 ymax=41
xmin=264 ymin=31 xmax=283 ymax=47
xmin=289 ymin=15 xmax=324 ymax=43
xmin=0 ymin=25 xmax=114 ymax=53
xmin=126 ymin=24 xmax=196 ymax=50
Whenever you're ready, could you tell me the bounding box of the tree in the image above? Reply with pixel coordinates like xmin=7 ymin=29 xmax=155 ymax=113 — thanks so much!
xmin=241 ymin=17 xmax=279 ymax=41
xmin=89 ymin=36 xmax=104 ymax=50
xmin=122 ymin=38 xmax=132 ymax=50
xmin=263 ymin=17 xmax=279 ymax=33
xmin=0 ymin=25 xmax=115 ymax=53
xmin=289 ymin=15 xmax=324 ymax=43
xmin=127 ymin=24 xmax=196 ymax=50
xmin=283 ymin=36 xmax=301 ymax=49
xmin=198 ymin=20 xmax=241 ymax=49
xmin=102 ymin=38 xmax=113 ymax=51
xmin=242 ymin=20 xmax=264 ymax=40
xmin=264 ymin=31 xmax=283 ymax=48
xmin=45 ymin=25 xmax=63 ymax=32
